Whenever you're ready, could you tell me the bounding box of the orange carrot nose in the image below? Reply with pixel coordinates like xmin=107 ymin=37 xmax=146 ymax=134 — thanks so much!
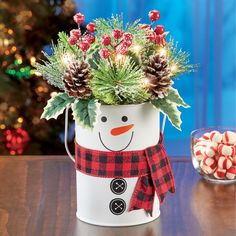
xmin=111 ymin=124 xmax=134 ymax=136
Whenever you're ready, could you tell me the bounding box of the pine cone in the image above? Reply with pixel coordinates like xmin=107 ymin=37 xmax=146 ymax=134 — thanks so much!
xmin=63 ymin=62 xmax=92 ymax=99
xmin=144 ymin=54 xmax=172 ymax=99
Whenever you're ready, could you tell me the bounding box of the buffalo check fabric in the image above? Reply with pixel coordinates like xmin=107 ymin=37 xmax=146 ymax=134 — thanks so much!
xmin=74 ymin=133 xmax=175 ymax=216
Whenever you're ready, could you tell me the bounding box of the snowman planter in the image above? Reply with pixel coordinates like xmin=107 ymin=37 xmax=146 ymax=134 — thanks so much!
xmin=64 ymin=103 xmax=175 ymax=226
xmin=37 ymin=10 xmax=194 ymax=227
xmin=74 ymin=103 xmax=161 ymax=226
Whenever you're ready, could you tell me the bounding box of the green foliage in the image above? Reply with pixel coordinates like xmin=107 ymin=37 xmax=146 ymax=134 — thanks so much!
xmin=152 ymin=99 xmax=182 ymax=130
xmin=90 ymin=57 xmax=150 ymax=105
xmin=35 ymin=32 xmax=82 ymax=90
xmin=94 ymin=15 xmax=148 ymax=53
xmin=166 ymin=38 xmax=197 ymax=77
xmin=57 ymin=32 xmax=82 ymax=57
xmin=72 ymin=99 xmax=101 ymax=128
xmin=41 ymin=92 xmax=75 ymax=120
xmin=166 ymin=87 xmax=190 ymax=108
xmin=151 ymin=87 xmax=189 ymax=130
xmin=35 ymin=14 xmax=195 ymax=131
xmin=94 ymin=15 xmax=123 ymax=38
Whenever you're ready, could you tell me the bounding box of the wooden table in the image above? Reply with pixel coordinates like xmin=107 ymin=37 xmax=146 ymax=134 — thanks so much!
xmin=0 ymin=156 xmax=235 ymax=236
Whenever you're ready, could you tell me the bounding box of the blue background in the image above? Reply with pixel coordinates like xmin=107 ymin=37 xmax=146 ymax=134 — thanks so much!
xmin=74 ymin=0 xmax=236 ymax=156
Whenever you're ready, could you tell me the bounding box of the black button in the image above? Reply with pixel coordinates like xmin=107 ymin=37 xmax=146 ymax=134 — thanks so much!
xmin=110 ymin=178 xmax=127 ymax=195
xmin=109 ymin=198 xmax=126 ymax=215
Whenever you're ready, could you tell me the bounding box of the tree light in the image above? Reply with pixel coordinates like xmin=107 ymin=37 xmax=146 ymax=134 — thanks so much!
xmin=61 ymin=53 xmax=73 ymax=65
xmin=50 ymin=92 xmax=58 ymax=97
xmin=34 ymin=71 xmax=42 ymax=77
xmin=30 ymin=56 xmax=36 ymax=66
xmin=17 ymin=117 xmax=24 ymax=123
xmin=142 ymin=78 xmax=150 ymax=87
xmin=115 ymin=54 xmax=125 ymax=63
xmin=158 ymin=48 xmax=167 ymax=57
xmin=170 ymin=64 xmax=179 ymax=74
xmin=132 ymin=44 xmax=142 ymax=54
xmin=0 ymin=124 xmax=6 ymax=130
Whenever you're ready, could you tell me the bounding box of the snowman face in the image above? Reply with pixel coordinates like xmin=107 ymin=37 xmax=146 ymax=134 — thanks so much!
xmin=98 ymin=114 xmax=134 ymax=151
xmin=75 ymin=103 xmax=160 ymax=152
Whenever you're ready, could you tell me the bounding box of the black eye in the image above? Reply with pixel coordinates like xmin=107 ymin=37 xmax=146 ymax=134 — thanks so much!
xmin=101 ymin=116 xmax=107 ymax=122
xmin=121 ymin=116 xmax=128 ymax=122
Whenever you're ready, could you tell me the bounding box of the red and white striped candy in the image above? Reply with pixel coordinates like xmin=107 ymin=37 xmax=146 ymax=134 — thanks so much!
xmin=200 ymin=157 xmax=217 ymax=174
xmin=232 ymin=156 xmax=236 ymax=165
xmin=214 ymin=168 xmax=226 ymax=179
xmin=218 ymin=144 xmax=235 ymax=156
xmin=195 ymin=139 xmax=211 ymax=146
xmin=217 ymin=156 xmax=233 ymax=169
xmin=193 ymin=145 xmax=205 ymax=161
xmin=226 ymin=166 xmax=236 ymax=180
xmin=204 ymin=144 xmax=217 ymax=158
xmin=214 ymin=154 xmax=220 ymax=161
xmin=222 ymin=131 xmax=236 ymax=145
xmin=209 ymin=131 xmax=222 ymax=143
xmin=199 ymin=132 xmax=210 ymax=141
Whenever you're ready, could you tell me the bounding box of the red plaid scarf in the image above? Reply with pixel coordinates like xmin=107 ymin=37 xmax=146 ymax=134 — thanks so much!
xmin=74 ymin=133 xmax=175 ymax=216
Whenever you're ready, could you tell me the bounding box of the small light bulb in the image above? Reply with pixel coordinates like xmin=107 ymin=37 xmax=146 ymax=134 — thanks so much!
xmin=17 ymin=117 xmax=24 ymax=123
xmin=30 ymin=56 xmax=36 ymax=66
xmin=115 ymin=54 xmax=125 ymax=63
xmin=0 ymin=124 xmax=6 ymax=130
xmin=132 ymin=44 xmax=142 ymax=53
xmin=61 ymin=53 xmax=73 ymax=65
xmin=142 ymin=78 xmax=150 ymax=86
xmin=50 ymin=92 xmax=58 ymax=97
xmin=170 ymin=64 xmax=178 ymax=73
xmin=158 ymin=48 xmax=167 ymax=57
xmin=34 ymin=71 xmax=42 ymax=77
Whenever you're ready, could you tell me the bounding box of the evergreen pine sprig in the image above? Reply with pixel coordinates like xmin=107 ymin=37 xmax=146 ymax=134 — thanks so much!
xmin=35 ymin=32 xmax=82 ymax=90
xmin=94 ymin=15 xmax=147 ymax=52
xmin=90 ymin=57 xmax=150 ymax=105
xmin=166 ymin=38 xmax=197 ymax=77
xmin=94 ymin=14 xmax=123 ymax=38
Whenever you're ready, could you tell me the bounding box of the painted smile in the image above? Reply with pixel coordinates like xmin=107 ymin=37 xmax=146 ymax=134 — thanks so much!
xmin=98 ymin=131 xmax=134 ymax=152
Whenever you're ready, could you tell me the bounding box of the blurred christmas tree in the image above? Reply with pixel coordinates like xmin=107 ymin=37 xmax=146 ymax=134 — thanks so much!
xmin=0 ymin=0 xmax=77 ymax=155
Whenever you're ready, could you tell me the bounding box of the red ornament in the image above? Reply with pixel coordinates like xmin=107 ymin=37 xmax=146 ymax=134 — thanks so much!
xmin=112 ymin=29 xmax=123 ymax=39
xmin=85 ymin=34 xmax=95 ymax=44
xmin=156 ymin=34 xmax=166 ymax=46
xmin=86 ymin=23 xmax=96 ymax=32
xmin=116 ymin=43 xmax=129 ymax=55
xmin=79 ymin=41 xmax=90 ymax=51
xmin=68 ymin=36 xmax=77 ymax=45
xmin=101 ymin=34 xmax=111 ymax=46
xmin=154 ymin=25 xmax=165 ymax=35
xmin=3 ymin=128 xmax=30 ymax=155
xmin=123 ymin=32 xmax=133 ymax=41
xmin=73 ymin=13 xmax=85 ymax=24
xmin=124 ymin=39 xmax=132 ymax=47
xmin=140 ymin=24 xmax=151 ymax=30
xmin=148 ymin=10 xmax=160 ymax=22
xmin=99 ymin=48 xmax=110 ymax=58
xmin=70 ymin=29 xmax=81 ymax=39
xmin=147 ymin=31 xmax=157 ymax=43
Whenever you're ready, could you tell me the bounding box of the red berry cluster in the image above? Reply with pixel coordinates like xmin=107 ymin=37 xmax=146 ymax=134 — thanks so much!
xmin=99 ymin=29 xmax=134 ymax=59
xmin=68 ymin=13 xmax=96 ymax=52
xmin=142 ymin=10 xmax=166 ymax=46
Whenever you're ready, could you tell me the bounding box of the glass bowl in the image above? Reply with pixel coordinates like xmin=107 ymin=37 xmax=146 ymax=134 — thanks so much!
xmin=191 ymin=127 xmax=236 ymax=184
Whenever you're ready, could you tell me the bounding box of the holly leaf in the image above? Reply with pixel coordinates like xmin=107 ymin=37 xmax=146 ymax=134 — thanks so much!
xmin=72 ymin=99 xmax=101 ymax=128
xmin=152 ymin=99 xmax=182 ymax=130
xmin=41 ymin=92 xmax=74 ymax=120
xmin=166 ymin=87 xmax=190 ymax=108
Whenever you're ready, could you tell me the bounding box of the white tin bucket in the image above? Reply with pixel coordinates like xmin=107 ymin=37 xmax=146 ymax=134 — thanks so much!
xmin=65 ymin=103 xmax=165 ymax=226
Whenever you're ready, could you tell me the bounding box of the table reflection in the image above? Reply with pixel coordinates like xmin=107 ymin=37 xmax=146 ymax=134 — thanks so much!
xmin=72 ymin=218 xmax=161 ymax=236
xmin=191 ymin=179 xmax=236 ymax=235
